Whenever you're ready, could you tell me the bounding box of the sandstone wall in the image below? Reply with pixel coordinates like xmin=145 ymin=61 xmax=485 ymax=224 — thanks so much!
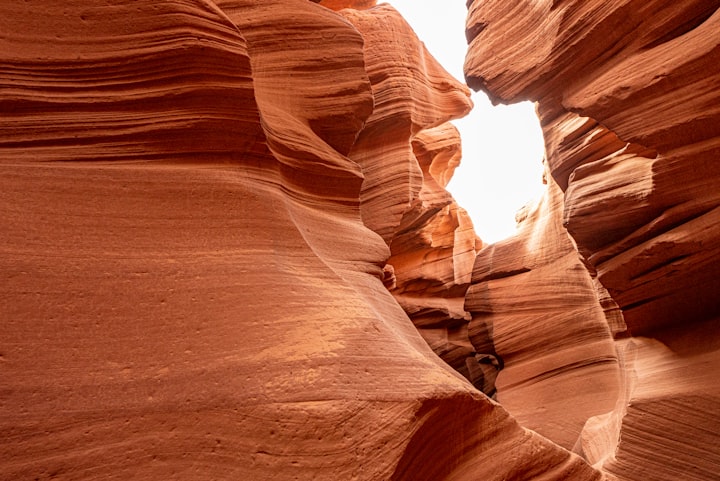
xmin=4 ymin=0 xmax=712 ymax=478
xmin=0 ymin=1 xmax=603 ymax=480
xmin=465 ymin=1 xmax=720 ymax=479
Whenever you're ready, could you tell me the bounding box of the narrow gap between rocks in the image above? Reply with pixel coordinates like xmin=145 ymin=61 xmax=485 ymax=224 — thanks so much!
xmin=386 ymin=1 xmax=547 ymax=244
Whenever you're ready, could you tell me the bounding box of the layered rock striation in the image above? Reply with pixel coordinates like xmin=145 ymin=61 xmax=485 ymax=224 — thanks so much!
xmin=1 ymin=1 xmax=604 ymax=480
xmin=4 ymin=0 xmax=715 ymax=478
xmin=465 ymin=0 xmax=720 ymax=479
xmin=466 ymin=170 xmax=622 ymax=450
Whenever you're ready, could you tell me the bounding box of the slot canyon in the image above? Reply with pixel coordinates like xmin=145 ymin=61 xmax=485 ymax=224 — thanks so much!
xmin=1 ymin=1 xmax=719 ymax=479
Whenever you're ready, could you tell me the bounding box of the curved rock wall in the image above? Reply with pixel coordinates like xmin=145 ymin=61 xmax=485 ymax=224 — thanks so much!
xmin=385 ymin=122 xmax=484 ymax=392
xmin=465 ymin=1 xmax=720 ymax=479
xmin=0 ymin=1 xmax=604 ymax=480
xmin=466 ymin=169 xmax=622 ymax=450
xmin=6 ymin=0 xmax=711 ymax=478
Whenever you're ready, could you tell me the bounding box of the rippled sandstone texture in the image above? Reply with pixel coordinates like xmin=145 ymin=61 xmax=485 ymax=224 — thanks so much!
xmin=465 ymin=0 xmax=720 ymax=479
xmin=0 ymin=1 xmax=604 ymax=480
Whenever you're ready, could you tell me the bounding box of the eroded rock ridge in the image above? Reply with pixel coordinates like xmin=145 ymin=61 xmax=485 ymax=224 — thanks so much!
xmin=1 ymin=1 xmax=600 ymax=480
xmin=465 ymin=1 xmax=720 ymax=479
xmin=2 ymin=0 xmax=717 ymax=480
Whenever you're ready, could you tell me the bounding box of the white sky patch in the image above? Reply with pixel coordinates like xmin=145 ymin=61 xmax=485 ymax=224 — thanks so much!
xmin=383 ymin=1 xmax=546 ymax=243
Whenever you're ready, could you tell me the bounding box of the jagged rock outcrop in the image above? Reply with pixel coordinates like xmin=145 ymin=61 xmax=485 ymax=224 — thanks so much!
xmin=465 ymin=0 xmax=720 ymax=479
xmin=0 ymin=1 xmax=605 ymax=480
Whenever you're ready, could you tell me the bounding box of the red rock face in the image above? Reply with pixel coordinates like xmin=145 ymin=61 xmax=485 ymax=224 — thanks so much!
xmin=314 ymin=0 xmax=377 ymax=10
xmin=0 ymin=1 xmax=604 ymax=480
xmin=7 ymin=0 xmax=713 ymax=478
xmin=385 ymin=123 xmax=485 ymax=393
xmin=466 ymin=0 xmax=720 ymax=479
xmin=466 ymin=172 xmax=622 ymax=450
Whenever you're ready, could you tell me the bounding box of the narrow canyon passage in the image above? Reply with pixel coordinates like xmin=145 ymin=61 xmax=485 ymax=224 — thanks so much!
xmin=1 ymin=1 xmax=719 ymax=480
xmin=388 ymin=0 xmax=548 ymax=244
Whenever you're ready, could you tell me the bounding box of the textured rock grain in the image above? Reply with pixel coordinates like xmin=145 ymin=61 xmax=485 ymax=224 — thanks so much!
xmin=465 ymin=0 xmax=720 ymax=479
xmin=466 ymin=170 xmax=621 ymax=449
xmin=1 ymin=1 xmax=604 ymax=480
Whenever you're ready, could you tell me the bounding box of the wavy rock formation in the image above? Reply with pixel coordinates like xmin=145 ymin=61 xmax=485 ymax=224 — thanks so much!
xmin=7 ymin=0 xmax=712 ymax=478
xmin=466 ymin=170 xmax=622 ymax=449
xmin=0 ymin=1 xmax=604 ymax=480
xmin=384 ymin=123 xmax=485 ymax=392
xmin=466 ymin=0 xmax=720 ymax=479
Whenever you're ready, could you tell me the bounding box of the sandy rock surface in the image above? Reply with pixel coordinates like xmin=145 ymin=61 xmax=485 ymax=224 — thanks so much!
xmin=1 ymin=1 xmax=604 ymax=480
xmin=465 ymin=0 xmax=720 ymax=479
xmin=4 ymin=0 xmax=716 ymax=478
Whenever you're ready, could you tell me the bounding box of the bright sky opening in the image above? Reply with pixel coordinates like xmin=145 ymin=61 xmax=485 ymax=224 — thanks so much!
xmin=385 ymin=1 xmax=546 ymax=243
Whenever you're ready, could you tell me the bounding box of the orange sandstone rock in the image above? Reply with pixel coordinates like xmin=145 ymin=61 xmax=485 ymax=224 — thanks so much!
xmin=0 ymin=1 xmax=605 ymax=480
xmin=341 ymin=4 xmax=473 ymax=244
xmin=466 ymin=169 xmax=621 ymax=449
xmin=466 ymin=0 xmax=720 ymax=335
xmin=465 ymin=0 xmax=720 ymax=479
xmin=386 ymin=123 xmax=484 ymax=392
xmin=313 ymin=0 xmax=377 ymax=10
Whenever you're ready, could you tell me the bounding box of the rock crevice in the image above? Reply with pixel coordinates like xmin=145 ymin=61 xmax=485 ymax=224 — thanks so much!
xmin=2 ymin=1 xmax=718 ymax=479
xmin=465 ymin=1 xmax=720 ymax=479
